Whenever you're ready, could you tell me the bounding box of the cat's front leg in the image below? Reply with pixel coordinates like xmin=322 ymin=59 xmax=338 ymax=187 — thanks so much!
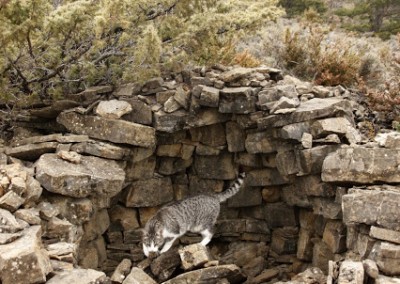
xmin=160 ymin=237 xmax=177 ymax=253
xmin=200 ymin=228 xmax=213 ymax=246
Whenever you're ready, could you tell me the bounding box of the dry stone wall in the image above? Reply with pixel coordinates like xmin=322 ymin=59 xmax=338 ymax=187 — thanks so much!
xmin=1 ymin=65 xmax=400 ymax=283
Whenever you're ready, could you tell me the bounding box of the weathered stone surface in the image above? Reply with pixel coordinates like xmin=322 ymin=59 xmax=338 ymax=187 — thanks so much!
xmin=370 ymin=242 xmax=400 ymax=275
xmin=297 ymin=228 xmax=314 ymax=261
xmin=0 ymin=226 xmax=52 ymax=284
xmin=226 ymin=121 xmax=245 ymax=152
xmin=179 ymin=243 xmax=212 ymax=270
xmin=109 ymin=205 xmax=140 ymax=231
xmin=110 ymin=258 xmax=132 ymax=283
xmin=246 ymin=168 xmax=290 ymax=186
xmin=190 ymin=123 xmax=226 ymax=147
xmin=36 ymin=153 xmax=125 ymax=198
xmin=270 ymin=96 xmax=300 ymax=114
xmin=312 ymin=241 xmax=334 ymax=274
xmin=125 ymin=177 xmax=173 ymax=207
xmin=322 ymin=147 xmax=400 ymax=184
xmin=122 ymin=98 xmax=152 ymax=125
xmin=46 ymin=268 xmax=107 ymax=284
xmin=193 ymin=153 xmax=236 ymax=180
xmin=258 ymin=98 xmax=351 ymax=128
xmin=199 ymin=86 xmax=220 ymax=107
xmin=46 ymin=216 xmax=75 ymax=240
xmin=271 ymin=227 xmax=298 ymax=255
xmin=158 ymin=157 xmax=193 ymax=175
xmin=342 ymin=187 xmax=400 ymax=231
xmin=323 ymin=220 xmax=347 ymax=253
xmin=162 ymin=264 xmax=246 ymax=284
xmin=362 ymin=259 xmax=379 ymax=279
xmin=228 ymin=186 xmax=262 ymax=207
xmin=375 ymin=275 xmax=400 ymax=284
xmin=188 ymin=175 xmax=224 ymax=195
xmin=11 ymin=133 xmax=63 ymax=146
xmin=154 ymin=109 xmax=187 ymax=132
xmin=186 ymin=109 xmax=230 ymax=128
xmin=83 ymin=209 xmax=110 ymax=241
xmin=14 ymin=208 xmax=41 ymax=225
xmin=114 ymin=82 xmax=141 ymax=97
xmin=96 ymin=99 xmax=132 ymax=119
xmin=37 ymin=201 xmax=60 ymax=220
xmin=245 ymin=131 xmax=277 ymax=154
xmin=220 ymin=67 xmax=254 ymax=82
xmin=280 ymin=122 xmax=311 ymax=141
xmin=122 ymin=267 xmax=156 ymax=284
xmin=216 ymin=219 xmax=270 ymax=238
xmin=46 ymin=241 xmax=77 ymax=263
xmin=71 ymin=140 xmax=131 ymax=160
xmin=164 ymin=96 xmax=182 ymax=113
xmin=338 ymin=260 xmax=364 ymax=284
xmin=296 ymin=145 xmax=339 ymax=175
xmin=57 ymin=111 xmax=156 ymax=147
xmin=312 ymin=197 xmax=342 ymax=219
xmin=311 ymin=117 xmax=361 ymax=144
xmin=219 ymin=87 xmax=257 ymax=114
xmin=5 ymin=142 xmax=58 ymax=160
xmin=370 ymin=226 xmax=400 ymax=244
xmin=292 ymin=267 xmax=326 ymax=284
xmin=125 ymin=156 xmax=156 ymax=181
xmin=151 ymin=248 xmax=181 ymax=281
xmin=243 ymin=203 xmax=297 ymax=228
xmin=0 ymin=190 xmax=24 ymax=212
xmin=252 ymin=268 xmax=280 ymax=284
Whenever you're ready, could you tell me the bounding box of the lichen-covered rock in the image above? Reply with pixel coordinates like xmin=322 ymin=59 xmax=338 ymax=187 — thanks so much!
xmin=0 ymin=226 xmax=52 ymax=284
xmin=35 ymin=153 xmax=125 ymax=198
xmin=96 ymin=99 xmax=133 ymax=119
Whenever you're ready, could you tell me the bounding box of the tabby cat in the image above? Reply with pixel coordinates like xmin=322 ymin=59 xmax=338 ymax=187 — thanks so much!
xmin=142 ymin=172 xmax=246 ymax=257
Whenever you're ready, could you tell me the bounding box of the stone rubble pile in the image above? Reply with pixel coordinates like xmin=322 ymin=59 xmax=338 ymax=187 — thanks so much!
xmin=0 ymin=65 xmax=400 ymax=283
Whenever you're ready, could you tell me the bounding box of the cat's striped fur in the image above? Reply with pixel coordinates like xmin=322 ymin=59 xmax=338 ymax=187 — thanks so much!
xmin=142 ymin=172 xmax=246 ymax=257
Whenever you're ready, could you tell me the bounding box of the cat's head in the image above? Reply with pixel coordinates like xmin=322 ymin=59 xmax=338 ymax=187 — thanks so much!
xmin=141 ymin=225 xmax=164 ymax=257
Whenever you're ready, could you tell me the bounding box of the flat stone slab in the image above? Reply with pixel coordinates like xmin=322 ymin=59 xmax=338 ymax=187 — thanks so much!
xmin=5 ymin=142 xmax=58 ymax=160
xmin=322 ymin=146 xmax=400 ymax=184
xmin=35 ymin=153 xmax=125 ymax=198
xmin=258 ymin=98 xmax=351 ymax=128
xmin=57 ymin=111 xmax=156 ymax=147
xmin=342 ymin=186 xmax=400 ymax=231
xmin=46 ymin=268 xmax=107 ymax=284
xmin=161 ymin=264 xmax=246 ymax=284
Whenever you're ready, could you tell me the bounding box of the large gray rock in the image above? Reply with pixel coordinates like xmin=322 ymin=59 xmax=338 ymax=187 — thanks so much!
xmin=0 ymin=226 xmax=52 ymax=284
xmin=342 ymin=186 xmax=400 ymax=231
xmin=193 ymin=153 xmax=236 ymax=180
xmin=162 ymin=264 xmax=246 ymax=284
xmin=57 ymin=111 xmax=156 ymax=147
xmin=257 ymin=98 xmax=352 ymax=129
xmin=46 ymin=268 xmax=108 ymax=284
xmin=122 ymin=267 xmax=156 ymax=284
xmin=35 ymin=153 xmax=125 ymax=198
xmin=322 ymin=147 xmax=400 ymax=184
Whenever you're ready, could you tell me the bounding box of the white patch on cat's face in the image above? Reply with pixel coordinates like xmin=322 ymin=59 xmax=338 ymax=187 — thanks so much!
xmin=143 ymin=241 xmax=159 ymax=257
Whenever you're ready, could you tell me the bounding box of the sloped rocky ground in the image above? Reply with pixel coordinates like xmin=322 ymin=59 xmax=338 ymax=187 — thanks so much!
xmin=1 ymin=65 xmax=400 ymax=283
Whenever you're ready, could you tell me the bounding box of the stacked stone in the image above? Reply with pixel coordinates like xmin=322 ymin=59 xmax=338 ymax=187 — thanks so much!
xmin=1 ymin=65 xmax=400 ymax=283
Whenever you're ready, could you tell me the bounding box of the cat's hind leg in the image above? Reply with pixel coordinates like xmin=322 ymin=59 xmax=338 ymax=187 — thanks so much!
xmin=200 ymin=228 xmax=213 ymax=246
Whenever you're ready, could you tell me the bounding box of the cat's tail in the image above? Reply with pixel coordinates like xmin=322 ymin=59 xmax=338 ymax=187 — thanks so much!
xmin=217 ymin=172 xmax=246 ymax=203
